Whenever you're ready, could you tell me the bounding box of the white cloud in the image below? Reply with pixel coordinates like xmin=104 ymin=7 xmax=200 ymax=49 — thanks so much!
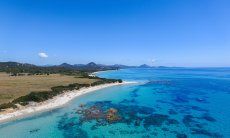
xmin=38 ymin=52 xmax=48 ymax=58
xmin=151 ymin=59 xmax=157 ymax=63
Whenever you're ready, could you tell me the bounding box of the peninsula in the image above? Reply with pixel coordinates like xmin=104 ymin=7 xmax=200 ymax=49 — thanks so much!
xmin=0 ymin=62 xmax=131 ymax=123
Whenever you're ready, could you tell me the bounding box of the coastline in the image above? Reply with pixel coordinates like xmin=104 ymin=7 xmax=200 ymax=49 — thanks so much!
xmin=0 ymin=81 xmax=136 ymax=124
xmin=90 ymin=69 xmax=117 ymax=76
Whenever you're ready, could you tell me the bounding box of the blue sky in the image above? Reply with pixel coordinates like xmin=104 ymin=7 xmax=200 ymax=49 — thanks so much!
xmin=0 ymin=0 xmax=229 ymax=67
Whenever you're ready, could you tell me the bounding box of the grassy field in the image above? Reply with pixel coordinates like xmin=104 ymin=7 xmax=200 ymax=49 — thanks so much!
xmin=0 ymin=72 xmax=98 ymax=104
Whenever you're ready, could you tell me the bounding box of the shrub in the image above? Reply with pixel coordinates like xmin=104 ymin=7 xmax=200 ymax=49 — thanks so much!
xmin=0 ymin=78 xmax=123 ymax=110
xmin=0 ymin=103 xmax=17 ymax=110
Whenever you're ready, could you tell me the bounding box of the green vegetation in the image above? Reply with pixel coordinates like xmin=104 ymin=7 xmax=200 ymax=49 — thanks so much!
xmin=0 ymin=103 xmax=17 ymax=110
xmin=0 ymin=61 xmax=123 ymax=111
xmin=91 ymin=78 xmax=122 ymax=86
xmin=0 ymin=62 xmax=118 ymax=76
xmin=0 ymin=62 xmax=73 ymax=76
xmin=0 ymin=77 xmax=122 ymax=111
xmin=0 ymin=73 xmax=98 ymax=105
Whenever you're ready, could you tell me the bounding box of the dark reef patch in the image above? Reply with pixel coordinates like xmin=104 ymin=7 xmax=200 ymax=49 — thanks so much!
xmin=58 ymin=114 xmax=89 ymax=138
xmin=168 ymin=109 xmax=178 ymax=115
xmin=191 ymin=128 xmax=223 ymax=138
xmin=173 ymin=95 xmax=190 ymax=103
xmin=142 ymin=80 xmax=172 ymax=86
xmin=162 ymin=127 xmax=169 ymax=131
xmin=200 ymin=113 xmax=216 ymax=122
xmin=156 ymin=100 xmax=208 ymax=115
xmin=166 ymin=119 xmax=179 ymax=125
xmin=176 ymin=133 xmax=187 ymax=138
xmin=190 ymin=105 xmax=208 ymax=112
xmin=183 ymin=115 xmax=199 ymax=127
xmin=29 ymin=128 xmax=40 ymax=133
xmin=57 ymin=100 xmax=183 ymax=137
xmin=181 ymin=114 xmax=221 ymax=137
xmin=119 ymin=99 xmax=138 ymax=104
xmin=57 ymin=100 xmax=221 ymax=138
xmin=130 ymin=88 xmax=140 ymax=97
xmin=143 ymin=114 xmax=169 ymax=128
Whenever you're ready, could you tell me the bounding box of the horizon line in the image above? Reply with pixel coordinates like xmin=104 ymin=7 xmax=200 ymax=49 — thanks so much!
xmin=0 ymin=60 xmax=230 ymax=68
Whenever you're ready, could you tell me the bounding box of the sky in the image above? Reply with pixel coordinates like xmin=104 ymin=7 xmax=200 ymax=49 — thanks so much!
xmin=0 ymin=0 xmax=229 ymax=67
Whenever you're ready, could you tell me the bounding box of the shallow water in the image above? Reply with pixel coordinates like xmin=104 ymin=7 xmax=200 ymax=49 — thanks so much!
xmin=0 ymin=68 xmax=230 ymax=138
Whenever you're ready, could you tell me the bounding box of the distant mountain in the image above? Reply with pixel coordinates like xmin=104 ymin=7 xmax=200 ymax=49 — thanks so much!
xmin=0 ymin=62 xmax=36 ymax=68
xmin=86 ymin=62 xmax=98 ymax=67
xmin=59 ymin=63 xmax=73 ymax=67
xmin=0 ymin=62 xmax=37 ymax=73
xmin=112 ymin=64 xmax=135 ymax=68
xmin=0 ymin=62 xmax=41 ymax=75
xmin=139 ymin=64 xmax=152 ymax=68
xmin=73 ymin=64 xmax=85 ymax=67
xmin=156 ymin=66 xmax=169 ymax=68
xmin=57 ymin=62 xmax=120 ymax=71
xmin=41 ymin=64 xmax=55 ymax=67
xmin=2 ymin=61 xmax=167 ymax=74
xmin=0 ymin=61 xmax=119 ymax=75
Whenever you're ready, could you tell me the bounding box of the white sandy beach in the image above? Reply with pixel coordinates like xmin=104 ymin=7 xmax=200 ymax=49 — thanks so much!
xmin=0 ymin=81 xmax=136 ymax=123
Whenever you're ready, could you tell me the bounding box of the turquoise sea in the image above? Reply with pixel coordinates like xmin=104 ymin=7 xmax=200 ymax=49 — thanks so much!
xmin=0 ymin=68 xmax=230 ymax=138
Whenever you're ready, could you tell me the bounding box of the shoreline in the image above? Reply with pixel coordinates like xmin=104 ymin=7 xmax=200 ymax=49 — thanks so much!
xmin=90 ymin=69 xmax=120 ymax=76
xmin=0 ymin=81 xmax=136 ymax=124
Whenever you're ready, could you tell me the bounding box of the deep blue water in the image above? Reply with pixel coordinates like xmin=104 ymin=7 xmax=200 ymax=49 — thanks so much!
xmin=0 ymin=68 xmax=230 ymax=138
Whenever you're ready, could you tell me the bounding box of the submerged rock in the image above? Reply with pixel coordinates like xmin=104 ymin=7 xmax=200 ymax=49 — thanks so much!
xmin=201 ymin=113 xmax=216 ymax=122
xmin=176 ymin=133 xmax=187 ymax=138
xmin=168 ymin=109 xmax=178 ymax=115
xmin=182 ymin=115 xmax=198 ymax=127
xmin=166 ymin=119 xmax=179 ymax=125
xmin=143 ymin=114 xmax=169 ymax=128
xmin=162 ymin=127 xmax=169 ymax=131
xmin=106 ymin=108 xmax=121 ymax=123
xmin=191 ymin=128 xmax=222 ymax=138
xmin=29 ymin=128 xmax=40 ymax=133
xmin=173 ymin=95 xmax=190 ymax=103
xmin=58 ymin=100 xmax=221 ymax=138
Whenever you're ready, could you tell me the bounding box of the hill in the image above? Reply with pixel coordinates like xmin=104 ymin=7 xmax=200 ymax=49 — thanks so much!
xmin=0 ymin=61 xmax=120 ymax=76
